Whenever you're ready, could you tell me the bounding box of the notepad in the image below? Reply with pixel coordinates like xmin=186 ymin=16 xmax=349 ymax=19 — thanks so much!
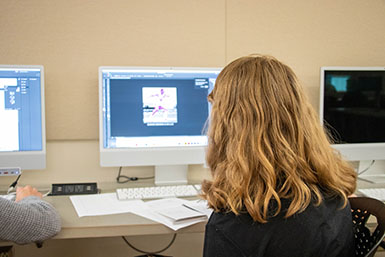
xmin=156 ymin=205 xmax=206 ymax=222
xmin=131 ymin=198 xmax=208 ymax=229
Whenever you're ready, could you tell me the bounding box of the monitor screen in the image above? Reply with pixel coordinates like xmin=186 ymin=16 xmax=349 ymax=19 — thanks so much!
xmin=0 ymin=66 xmax=46 ymax=170
xmin=320 ymin=67 xmax=385 ymax=161
xmin=99 ymin=67 xmax=221 ymax=176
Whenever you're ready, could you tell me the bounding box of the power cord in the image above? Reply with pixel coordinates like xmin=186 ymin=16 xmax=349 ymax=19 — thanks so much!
xmin=42 ymin=190 xmax=51 ymax=197
xmin=116 ymin=167 xmax=154 ymax=184
xmin=122 ymin=234 xmax=177 ymax=255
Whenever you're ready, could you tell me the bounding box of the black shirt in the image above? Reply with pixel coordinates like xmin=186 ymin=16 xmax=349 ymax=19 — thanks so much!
xmin=203 ymin=196 xmax=355 ymax=257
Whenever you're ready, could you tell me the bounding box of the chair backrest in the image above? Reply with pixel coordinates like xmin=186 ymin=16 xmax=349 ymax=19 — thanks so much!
xmin=349 ymin=197 xmax=385 ymax=257
xmin=0 ymin=246 xmax=13 ymax=257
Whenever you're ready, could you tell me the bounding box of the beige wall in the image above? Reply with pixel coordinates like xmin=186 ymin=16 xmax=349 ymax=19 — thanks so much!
xmin=225 ymin=0 xmax=385 ymax=106
xmin=1 ymin=0 xmax=385 ymax=256
xmin=1 ymin=0 xmax=226 ymax=140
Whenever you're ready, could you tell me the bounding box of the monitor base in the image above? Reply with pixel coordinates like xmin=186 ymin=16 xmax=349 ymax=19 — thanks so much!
xmin=155 ymin=165 xmax=188 ymax=185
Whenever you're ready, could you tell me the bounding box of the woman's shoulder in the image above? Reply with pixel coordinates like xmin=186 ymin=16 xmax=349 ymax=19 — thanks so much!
xmin=208 ymin=194 xmax=349 ymax=225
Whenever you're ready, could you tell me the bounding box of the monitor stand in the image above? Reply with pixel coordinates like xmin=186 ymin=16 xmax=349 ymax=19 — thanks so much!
xmin=154 ymin=165 xmax=188 ymax=185
xmin=357 ymin=160 xmax=385 ymax=184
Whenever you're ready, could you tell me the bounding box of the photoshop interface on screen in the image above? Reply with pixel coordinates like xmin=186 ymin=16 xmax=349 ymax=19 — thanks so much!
xmin=102 ymin=69 xmax=218 ymax=148
xmin=0 ymin=68 xmax=43 ymax=152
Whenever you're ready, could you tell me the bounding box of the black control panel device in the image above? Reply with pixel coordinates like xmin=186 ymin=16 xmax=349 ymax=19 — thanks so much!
xmin=50 ymin=183 xmax=98 ymax=196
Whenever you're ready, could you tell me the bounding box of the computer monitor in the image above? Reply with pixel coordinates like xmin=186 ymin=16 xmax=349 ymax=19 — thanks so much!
xmin=0 ymin=65 xmax=46 ymax=172
xmin=320 ymin=67 xmax=385 ymax=178
xmin=99 ymin=66 xmax=221 ymax=185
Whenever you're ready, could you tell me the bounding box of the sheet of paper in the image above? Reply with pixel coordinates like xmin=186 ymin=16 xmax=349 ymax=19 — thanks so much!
xmin=70 ymin=193 xmax=144 ymax=217
xmin=129 ymin=198 xmax=208 ymax=230
xmin=359 ymin=188 xmax=385 ymax=201
xmin=69 ymin=194 xmax=209 ymax=230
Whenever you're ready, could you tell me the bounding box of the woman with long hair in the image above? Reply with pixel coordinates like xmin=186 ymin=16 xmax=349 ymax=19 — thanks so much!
xmin=202 ymin=55 xmax=357 ymax=257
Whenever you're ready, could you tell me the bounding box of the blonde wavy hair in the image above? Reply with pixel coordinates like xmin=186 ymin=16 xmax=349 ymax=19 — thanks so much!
xmin=202 ymin=54 xmax=357 ymax=223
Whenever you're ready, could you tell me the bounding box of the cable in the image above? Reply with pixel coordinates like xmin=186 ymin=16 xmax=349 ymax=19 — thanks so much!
xmin=7 ymin=174 xmax=22 ymax=194
xmin=42 ymin=190 xmax=51 ymax=197
xmin=357 ymin=160 xmax=376 ymax=176
xmin=122 ymin=234 xmax=177 ymax=255
xmin=116 ymin=167 xmax=155 ymax=184
xmin=6 ymin=173 xmax=50 ymax=198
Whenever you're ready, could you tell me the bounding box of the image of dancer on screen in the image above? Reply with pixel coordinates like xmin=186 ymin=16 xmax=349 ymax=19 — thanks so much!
xmin=142 ymin=87 xmax=178 ymax=126
xmin=150 ymin=88 xmax=169 ymax=116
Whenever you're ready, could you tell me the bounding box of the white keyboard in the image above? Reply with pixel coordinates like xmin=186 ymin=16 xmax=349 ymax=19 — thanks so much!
xmin=359 ymin=188 xmax=385 ymax=201
xmin=116 ymin=184 xmax=202 ymax=200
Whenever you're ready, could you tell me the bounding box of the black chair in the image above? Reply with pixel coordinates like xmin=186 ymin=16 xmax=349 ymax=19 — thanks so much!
xmin=349 ymin=197 xmax=385 ymax=257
